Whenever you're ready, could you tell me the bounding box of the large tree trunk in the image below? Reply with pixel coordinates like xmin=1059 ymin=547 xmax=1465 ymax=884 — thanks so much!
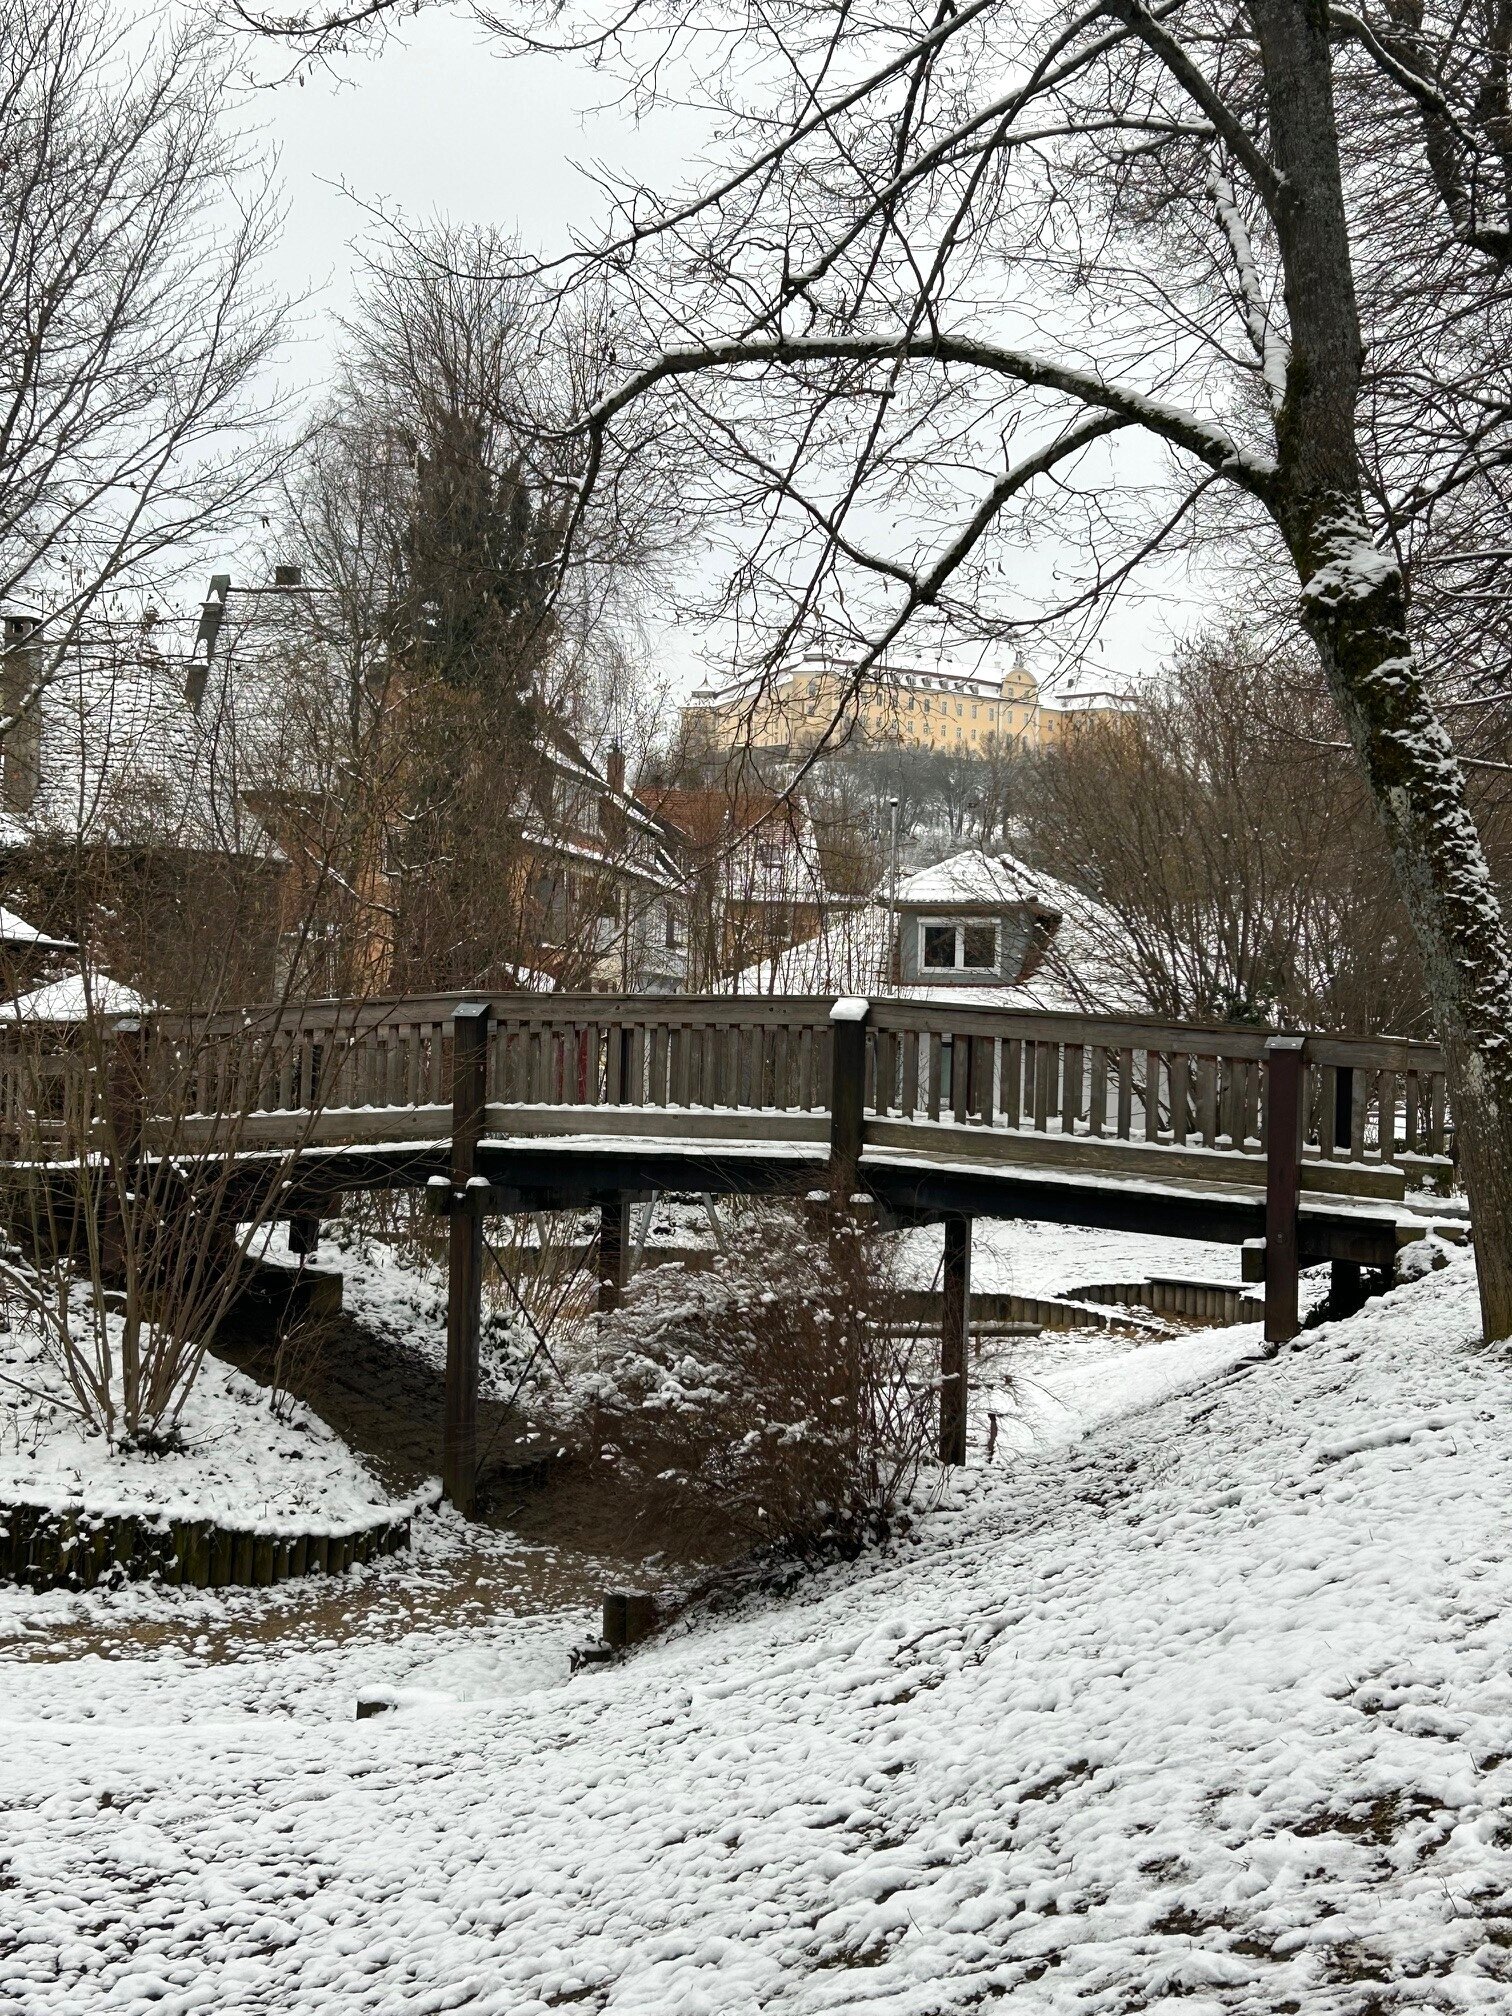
xmin=1253 ymin=0 xmax=1512 ymax=1334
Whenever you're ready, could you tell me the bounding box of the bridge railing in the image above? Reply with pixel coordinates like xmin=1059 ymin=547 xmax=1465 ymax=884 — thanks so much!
xmin=862 ymin=1004 xmax=1450 ymax=1177
xmin=4 ymin=991 xmax=1451 ymax=1184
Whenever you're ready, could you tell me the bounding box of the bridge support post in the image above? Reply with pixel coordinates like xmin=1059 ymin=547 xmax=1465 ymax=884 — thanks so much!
xmin=1329 ymin=1066 xmax=1365 ymax=1315
xmin=940 ymin=1215 xmax=971 ymax=1465
xmin=444 ymin=1003 xmax=491 ymax=1516
xmin=598 ymin=1197 xmax=629 ymax=1314
xmin=828 ymin=998 xmax=870 ymax=1206
xmin=1264 ymin=1035 xmax=1306 ymax=1347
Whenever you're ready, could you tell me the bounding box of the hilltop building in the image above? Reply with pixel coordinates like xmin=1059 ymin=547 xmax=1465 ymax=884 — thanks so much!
xmin=680 ymin=649 xmax=1127 ymax=762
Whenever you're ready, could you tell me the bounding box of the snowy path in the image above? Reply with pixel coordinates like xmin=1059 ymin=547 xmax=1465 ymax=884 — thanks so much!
xmin=4 ymin=1259 xmax=1512 ymax=2011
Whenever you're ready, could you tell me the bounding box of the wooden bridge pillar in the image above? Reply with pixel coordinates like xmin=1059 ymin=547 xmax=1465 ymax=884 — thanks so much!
xmin=443 ymin=1003 xmax=490 ymax=1516
xmin=940 ymin=1214 xmax=972 ymax=1465
xmin=598 ymin=1197 xmax=629 ymax=1314
xmin=1264 ymin=1035 xmax=1306 ymax=1347
xmin=828 ymin=998 xmax=869 ymax=1204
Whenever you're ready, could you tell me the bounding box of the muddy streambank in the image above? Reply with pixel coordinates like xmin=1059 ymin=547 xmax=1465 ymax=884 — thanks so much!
xmin=212 ymin=1293 xmax=738 ymax=1580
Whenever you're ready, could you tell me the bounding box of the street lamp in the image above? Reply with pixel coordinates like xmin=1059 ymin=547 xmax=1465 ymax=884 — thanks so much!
xmin=887 ymin=795 xmax=900 ymax=989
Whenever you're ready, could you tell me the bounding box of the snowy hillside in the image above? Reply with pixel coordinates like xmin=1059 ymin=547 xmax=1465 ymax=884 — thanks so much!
xmin=4 ymin=1254 xmax=1511 ymax=2011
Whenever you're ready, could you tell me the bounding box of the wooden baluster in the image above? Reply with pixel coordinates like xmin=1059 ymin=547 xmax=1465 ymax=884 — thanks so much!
xmin=1377 ymin=1069 xmax=1395 ymax=1162
xmin=1317 ymin=1065 xmax=1337 ymax=1159
xmin=1142 ymin=1049 xmax=1162 ymax=1142
xmin=1003 ymin=1037 xmax=1022 ymax=1128
xmin=1089 ymin=1046 xmax=1107 ymax=1138
xmin=1350 ymin=1066 xmax=1368 ymax=1160
xmin=1062 ymin=1043 xmax=1082 ymax=1135
xmin=1429 ymin=1071 xmax=1446 ymax=1156
xmin=951 ymin=1032 xmax=969 ymax=1124
xmin=1404 ymin=1070 xmax=1420 ymax=1154
xmin=976 ymin=1034 xmax=996 ymax=1127
xmin=1198 ymin=1054 xmax=1217 ymax=1147
xmin=1033 ymin=1043 xmax=1052 ymax=1132
xmin=926 ymin=1032 xmax=944 ymax=1122
xmin=1117 ymin=1046 xmax=1134 ymax=1139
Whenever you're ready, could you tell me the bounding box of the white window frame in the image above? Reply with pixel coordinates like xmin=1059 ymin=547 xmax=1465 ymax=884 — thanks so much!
xmin=918 ymin=917 xmax=999 ymax=973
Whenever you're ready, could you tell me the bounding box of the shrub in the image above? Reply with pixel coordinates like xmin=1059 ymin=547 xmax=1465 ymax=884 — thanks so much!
xmin=562 ymin=1205 xmax=939 ymax=1554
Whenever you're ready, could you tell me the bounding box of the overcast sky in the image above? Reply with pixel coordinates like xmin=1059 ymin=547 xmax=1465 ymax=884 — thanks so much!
xmin=245 ymin=9 xmax=1216 ymax=698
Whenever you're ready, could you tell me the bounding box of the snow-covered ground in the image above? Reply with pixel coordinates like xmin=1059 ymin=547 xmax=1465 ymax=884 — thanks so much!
xmin=0 ymin=1309 xmax=405 ymax=1531
xmin=4 ymin=1251 xmax=1509 ymax=2010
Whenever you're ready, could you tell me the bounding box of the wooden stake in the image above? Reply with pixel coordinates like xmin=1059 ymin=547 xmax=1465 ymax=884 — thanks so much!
xmin=1264 ymin=1036 xmax=1306 ymax=1346
xmin=940 ymin=1214 xmax=971 ymax=1465
xmin=443 ymin=1002 xmax=490 ymax=1515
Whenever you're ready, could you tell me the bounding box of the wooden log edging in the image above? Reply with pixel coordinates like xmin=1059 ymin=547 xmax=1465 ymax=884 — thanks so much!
xmin=0 ymin=1496 xmax=417 ymax=1594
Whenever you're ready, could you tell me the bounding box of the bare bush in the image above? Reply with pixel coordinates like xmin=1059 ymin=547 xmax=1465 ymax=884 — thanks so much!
xmin=562 ymin=1208 xmax=939 ymax=1556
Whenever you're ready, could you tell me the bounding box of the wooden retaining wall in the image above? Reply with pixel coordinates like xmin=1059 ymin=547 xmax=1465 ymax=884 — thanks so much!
xmin=0 ymin=1497 xmax=414 ymax=1594
xmin=1063 ymin=1278 xmax=1265 ymax=1326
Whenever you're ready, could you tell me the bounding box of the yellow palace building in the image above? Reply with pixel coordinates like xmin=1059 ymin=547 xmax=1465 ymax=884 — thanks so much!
xmin=680 ymin=649 xmax=1125 ymax=760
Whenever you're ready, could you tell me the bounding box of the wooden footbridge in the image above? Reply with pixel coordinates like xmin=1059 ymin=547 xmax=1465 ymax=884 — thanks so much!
xmin=10 ymin=992 xmax=1456 ymax=1512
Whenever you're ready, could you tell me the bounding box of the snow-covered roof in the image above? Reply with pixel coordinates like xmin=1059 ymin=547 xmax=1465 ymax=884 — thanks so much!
xmin=4 ymin=970 xmax=153 ymax=1023
xmin=0 ymin=627 xmax=281 ymax=861
xmin=0 ymin=904 xmax=72 ymax=951
xmin=896 ymin=850 xmax=1059 ymax=909
xmin=725 ymin=849 xmax=1148 ymax=1012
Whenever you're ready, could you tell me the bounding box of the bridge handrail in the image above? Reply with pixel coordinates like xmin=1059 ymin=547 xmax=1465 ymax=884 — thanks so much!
xmin=0 ymin=991 xmax=1453 ymax=1176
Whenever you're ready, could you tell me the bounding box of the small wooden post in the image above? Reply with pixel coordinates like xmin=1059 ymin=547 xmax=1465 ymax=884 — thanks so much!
xmin=598 ymin=1196 xmax=629 ymax=1314
xmin=288 ymin=1208 xmax=321 ymax=1258
xmin=1264 ymin=1035 xmax=1306 ymax=1347
xmin=940 ymin=1214 xmax=971 ymax=1465
xmin=102 ymin=1017 xmax=146 ymax=1284
xmin=443 ymin=1002 xmax=490 ymax=1515
xmin=828 ymin=998 xmax=869 ymax=1204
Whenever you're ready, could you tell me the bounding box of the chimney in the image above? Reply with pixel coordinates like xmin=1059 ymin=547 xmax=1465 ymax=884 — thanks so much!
xmin=606 ymin=745 xmax=626 ymax=797
xmin=273 ymin=563 xmax=302 ymax=589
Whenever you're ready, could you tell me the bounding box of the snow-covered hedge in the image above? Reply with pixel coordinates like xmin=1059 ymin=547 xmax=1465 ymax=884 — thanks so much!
xmin=561 ymin=1211 xmax=939 ymax=1552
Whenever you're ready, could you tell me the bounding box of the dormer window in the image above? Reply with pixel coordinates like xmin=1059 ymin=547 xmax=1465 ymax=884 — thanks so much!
xmin=921 ymin=920 xmax=998 ymax=971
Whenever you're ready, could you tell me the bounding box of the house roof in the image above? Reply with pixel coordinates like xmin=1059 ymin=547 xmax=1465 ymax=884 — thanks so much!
xmin=724 ymin=849 xmax=1148 ymax=1011
xmin=4 ymin=970 xmax=153 ymax=1023
xmin=0 ymin=905 xmax=73 ymax=952
xmin=0 ymin=620 xmax=281 ymax=861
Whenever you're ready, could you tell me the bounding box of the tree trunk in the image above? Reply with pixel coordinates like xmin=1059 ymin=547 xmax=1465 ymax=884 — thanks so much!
xmin=1252 ymin=0 xmax=1512 ymax=1335
xmin=1299 ymin=541 xmax=1512 ymax=1337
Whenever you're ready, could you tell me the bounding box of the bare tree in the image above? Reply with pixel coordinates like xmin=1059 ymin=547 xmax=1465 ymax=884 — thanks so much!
xmin=0 ymin=0 xmax=292 ymax=727
xmin=240 ymin=0 xmax=1512 ymax=1335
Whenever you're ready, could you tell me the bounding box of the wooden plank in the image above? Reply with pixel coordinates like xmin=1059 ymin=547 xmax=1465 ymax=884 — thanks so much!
xmin=1170 ymin=1053 xmax=1189 ymax=1145
xmin=1142 ymin=1050 xmax=1162 ymax=1142
xmin=901 ymin=1030 xmax=918 ymax=1120
xmin=1062 ymin=1043 xmax=1082 ymax=1135
xmin=1033 ymin=1043 xmax=1052 ymax=1132
xmin=927 ymin=1033 xmax=944 ymax=1122
xmin=951 ymin=1034 xmax=969 ymax=1125
xmin=1197 ymin=1055 xmax=1217 ymax=1148
xmin=1089 ymin=1046 xmax=1107 ymax=1138
xmin=975 ymin=1034 xmax=996 ymax=1128
xmin=1350 ymin=1067 xmax=1369 ymax=1160
xmin=1117 ymin=1048 xmax=1133 ymax=1139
